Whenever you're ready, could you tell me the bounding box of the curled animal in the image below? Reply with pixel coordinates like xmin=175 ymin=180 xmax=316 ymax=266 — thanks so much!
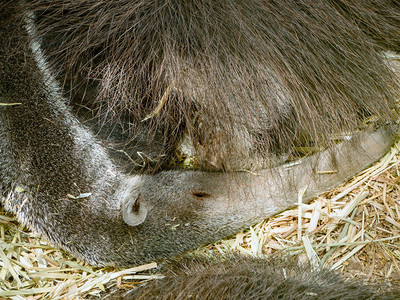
xmin=0 ymin=1 xmax=400 ymax=291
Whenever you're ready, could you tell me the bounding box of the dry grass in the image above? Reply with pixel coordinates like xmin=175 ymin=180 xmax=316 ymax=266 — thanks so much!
xmin=206 ymin=138 xmax=400 ymax=284
xmin=1 ymin=139 xmax=400 ymax=299
xmin=0 ymin=213 xmax=159 ymax=299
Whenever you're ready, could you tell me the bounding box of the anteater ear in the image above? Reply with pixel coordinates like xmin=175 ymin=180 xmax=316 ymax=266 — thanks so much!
xmin=122 ymin=195 xmax=148 ymax=226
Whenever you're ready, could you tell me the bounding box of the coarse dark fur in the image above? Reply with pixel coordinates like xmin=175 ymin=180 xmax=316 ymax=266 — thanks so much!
xmin=0 ymin=0 xmax=400 ymax=278
xmin=114 ymin=255 xmax=400 ymax=300
xmin=23 ymin=0 xmax=400 ymax=171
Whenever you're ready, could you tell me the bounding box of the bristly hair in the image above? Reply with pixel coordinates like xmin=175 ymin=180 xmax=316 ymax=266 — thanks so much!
xmin=22 ymin=0 xmax=400 ymax=170
xmin=117 ymin=255 xmax=400 ymax=300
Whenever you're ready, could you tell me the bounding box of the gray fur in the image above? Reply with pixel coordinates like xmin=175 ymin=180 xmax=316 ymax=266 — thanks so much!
xmin=124 ymin=255 xmax=400 ymax=300
xmin=0 ymin=0 xmax=398 ymax=269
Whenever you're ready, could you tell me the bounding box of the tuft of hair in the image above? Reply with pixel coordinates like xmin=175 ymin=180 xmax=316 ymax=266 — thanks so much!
xmin=22 ymin=1 xmax=400 ymax=170
xmin=110 ymin=255 xmax=400 ymax=300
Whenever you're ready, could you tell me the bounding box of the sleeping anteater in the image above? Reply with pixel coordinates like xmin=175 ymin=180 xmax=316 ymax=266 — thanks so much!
xmin=1 ymin=0 xmax=400 ymax=297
